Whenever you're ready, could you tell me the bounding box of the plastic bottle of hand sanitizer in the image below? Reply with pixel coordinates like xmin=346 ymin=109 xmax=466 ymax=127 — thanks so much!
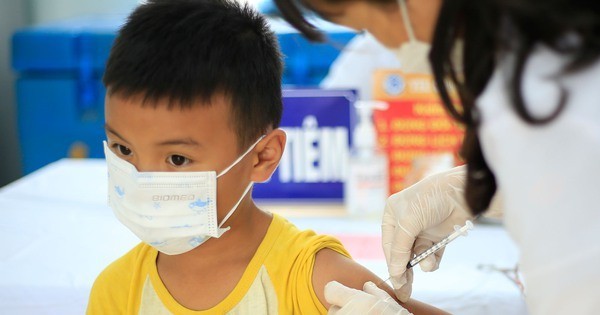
xmin=345 ymin=101 xmax=389 ymax=219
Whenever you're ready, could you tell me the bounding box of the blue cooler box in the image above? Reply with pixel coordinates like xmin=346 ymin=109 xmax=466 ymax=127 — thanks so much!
xmin=12 ymin=18 xmax=116 ymax=175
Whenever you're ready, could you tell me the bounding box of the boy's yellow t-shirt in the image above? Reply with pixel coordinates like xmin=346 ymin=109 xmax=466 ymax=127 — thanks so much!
xmin=87 ymin=213 xmax=350 ymax=314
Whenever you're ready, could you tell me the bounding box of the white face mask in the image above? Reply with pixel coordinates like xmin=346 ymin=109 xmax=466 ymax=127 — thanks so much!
xmin=395 ymin=0 xmax=432 ymax=73
xmin=103 ymin=136 xmax=264 ymax=255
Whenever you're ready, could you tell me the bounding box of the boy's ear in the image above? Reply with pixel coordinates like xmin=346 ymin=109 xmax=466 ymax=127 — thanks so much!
xmin=251 ymin=129 xmax=286 ymax=183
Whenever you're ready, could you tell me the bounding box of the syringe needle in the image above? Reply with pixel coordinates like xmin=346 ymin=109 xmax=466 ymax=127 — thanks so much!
xmin=406 ymin=220 xmax=473 ymax=269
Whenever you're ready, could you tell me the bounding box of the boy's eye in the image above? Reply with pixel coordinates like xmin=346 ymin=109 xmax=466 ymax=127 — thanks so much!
xmin=168 ymin=155 xmax=190 ymax=167
xmin=116 ymin=144 xmax=132 ymax=156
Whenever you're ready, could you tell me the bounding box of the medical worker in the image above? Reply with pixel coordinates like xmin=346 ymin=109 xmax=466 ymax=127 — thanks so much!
xmin=274 ymin=0 xmax=600 ymax=314
xmin=320 ymin=32 xmax=400 ymax=100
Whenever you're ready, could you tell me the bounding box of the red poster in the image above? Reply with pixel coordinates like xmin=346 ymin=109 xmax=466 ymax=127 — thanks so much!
xmin=373 ymin=70 xmax=464 ymax=193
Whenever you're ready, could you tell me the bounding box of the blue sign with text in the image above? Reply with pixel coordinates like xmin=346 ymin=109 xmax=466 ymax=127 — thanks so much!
xmin=253 ymin=89 xmax=356 ymax=201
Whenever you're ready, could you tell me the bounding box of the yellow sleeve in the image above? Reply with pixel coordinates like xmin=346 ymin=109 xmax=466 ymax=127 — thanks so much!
xmin=291 ymin=233 xmax=351 ymax=314
xmin=86 ymin=244 xmax=146 ymax=314
xmin=87 ymin=265 xmax=129 ymax=314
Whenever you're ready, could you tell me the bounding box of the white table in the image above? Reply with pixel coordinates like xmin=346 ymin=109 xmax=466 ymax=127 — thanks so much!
xmin=0 ymin=159 xmax=528 ymax=314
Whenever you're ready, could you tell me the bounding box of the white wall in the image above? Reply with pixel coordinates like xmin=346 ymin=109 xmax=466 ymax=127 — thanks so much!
xmin=29 ymin=0 xmax=138 ymax=24
xmin=29 ymin=0 xmax=263 ymax=24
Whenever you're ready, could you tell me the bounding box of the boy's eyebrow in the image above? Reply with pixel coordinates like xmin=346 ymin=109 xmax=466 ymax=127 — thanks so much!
xmin=105 ymin=124 xmax=129 ymax=142
xmin=156 ymin=138 xmax=201 ymax=147
xmin=105 ymin=124 xmax=201 ymax=147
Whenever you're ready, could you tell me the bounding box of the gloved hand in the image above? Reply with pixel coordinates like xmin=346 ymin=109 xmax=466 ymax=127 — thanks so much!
xmin=382 ymin=165 xmax=503 ymax=302
xmin=325 ymin=281 xmax=413 ymax=315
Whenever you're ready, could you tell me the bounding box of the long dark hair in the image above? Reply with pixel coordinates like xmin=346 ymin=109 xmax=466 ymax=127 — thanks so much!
xmin=429 ymin=0 xmax=499 ymax=215
xmin=273 ymin=0 xmax=396 ymax=41
xmin=430 ymin=0 xmax=600 ymax=214
xmin=273 ymin=0 xmax=600 ymax=215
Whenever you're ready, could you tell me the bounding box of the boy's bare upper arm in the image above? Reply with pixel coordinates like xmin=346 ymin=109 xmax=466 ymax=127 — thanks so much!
xmin=312 ymin=248 xmax=449 ymax=315
xmin=312 ymin=248 xmax=393 ymax=308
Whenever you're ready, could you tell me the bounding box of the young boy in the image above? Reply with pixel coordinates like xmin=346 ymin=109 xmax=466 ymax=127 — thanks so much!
xmin=87 ymin=0 xmax=446 ymax=313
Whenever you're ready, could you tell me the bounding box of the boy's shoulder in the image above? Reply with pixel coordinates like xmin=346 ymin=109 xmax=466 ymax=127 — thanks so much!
xmin=265 ymin=214 xmax=348 ymax=256
xmin=259 ymin=214 xmax=356 ymax=313
xmin=87 ymin=242 xmax=153 ymax=313
xmin=269 ymin=215 xmax=394 ymax=311
xmin=265 ymin=213 xmax=350 ymax=268
xmin=96 ymin=242 xmax=152 ymax=282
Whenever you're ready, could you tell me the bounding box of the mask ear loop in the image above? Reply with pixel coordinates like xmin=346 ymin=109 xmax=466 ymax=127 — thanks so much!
xmin=398 ymin=0 xmax=417 ymax=43
xmin=216 ymin=135 xmax=266 ymax=178
xmin=217 ymin=181 xmax=254 ymax=232
xmin=214 ymin=135 xmax=266 ymax=234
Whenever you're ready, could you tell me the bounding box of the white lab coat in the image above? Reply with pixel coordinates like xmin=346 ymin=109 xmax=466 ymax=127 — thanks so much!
xmin=320 ymin=33 xmax=400 ymax=100
xmin=477 ymin=44 xmax=600 ymax=314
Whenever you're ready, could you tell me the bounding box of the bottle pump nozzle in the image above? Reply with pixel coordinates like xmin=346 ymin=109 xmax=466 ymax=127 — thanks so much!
xmin=353 ymin=101 xmax=388 ymax=156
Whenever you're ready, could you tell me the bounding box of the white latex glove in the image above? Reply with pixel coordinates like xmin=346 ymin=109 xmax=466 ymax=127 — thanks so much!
xmin=325 ymin=281 xmax=413 ymax=315
xmin=382 ymin=165 xmax=503 ymax=302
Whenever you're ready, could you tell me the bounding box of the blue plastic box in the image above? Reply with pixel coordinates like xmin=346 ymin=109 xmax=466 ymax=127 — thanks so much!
xmin=12 ymin=16 xmax=355 ymax=175
xmin=270 ymin=18 xmax=356 ymax=86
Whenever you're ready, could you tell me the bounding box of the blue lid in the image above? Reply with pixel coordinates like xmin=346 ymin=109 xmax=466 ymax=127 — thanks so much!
xmin=12 ymin=16 xmax=355 ymax=87
xmin=12 ymin=16 xmax=122 ymax=73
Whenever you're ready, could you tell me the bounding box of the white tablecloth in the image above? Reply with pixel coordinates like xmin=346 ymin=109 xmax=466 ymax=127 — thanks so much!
xmin=0 ymin=159 xmax=528 ymax=314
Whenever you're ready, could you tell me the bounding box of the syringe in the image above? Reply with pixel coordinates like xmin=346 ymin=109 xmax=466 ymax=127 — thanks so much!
xmin=406 ymin=220 xmax=474 ymax=269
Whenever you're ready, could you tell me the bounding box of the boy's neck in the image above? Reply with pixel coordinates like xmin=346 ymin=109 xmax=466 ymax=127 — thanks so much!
xmin=154 ymin=198 xmax=272 ymax=310
xmin=156 ymin=198 xmax=272 ymax=268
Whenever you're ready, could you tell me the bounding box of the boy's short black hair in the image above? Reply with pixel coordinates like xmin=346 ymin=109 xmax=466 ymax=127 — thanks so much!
xmin=104 ymin=0 xmax=283 ymax=148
